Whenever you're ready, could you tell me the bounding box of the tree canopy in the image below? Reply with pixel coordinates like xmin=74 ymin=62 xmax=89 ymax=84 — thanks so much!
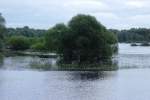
xmin=46 ymin=14 xmax=118 ymax=64
xmin=7 ymin=36 xmax=30 ymax=50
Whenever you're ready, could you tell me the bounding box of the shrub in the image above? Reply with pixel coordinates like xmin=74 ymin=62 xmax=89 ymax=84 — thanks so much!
xmin=7 ymin=36 xmax=30 ymax=50
xmin=45 ymin=23 xmax=68 ymax=52
xmin=31 ymin=42 xmax=46 ymax=51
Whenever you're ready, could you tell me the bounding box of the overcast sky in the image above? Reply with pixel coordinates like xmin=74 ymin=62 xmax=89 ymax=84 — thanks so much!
xmin=0 ymin=0 xmax=150 ymax=29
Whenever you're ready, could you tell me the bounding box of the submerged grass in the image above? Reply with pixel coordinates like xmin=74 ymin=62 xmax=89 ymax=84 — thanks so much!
xmin=29 ymin=60 xmax=118 ymax=71
xmin=30 ymin=58 xmax=53 ymax=70
xmin=57 ymin=63 xmax=118 ymax=71
xmin=3 ymin=50 xmax=118 ymax=71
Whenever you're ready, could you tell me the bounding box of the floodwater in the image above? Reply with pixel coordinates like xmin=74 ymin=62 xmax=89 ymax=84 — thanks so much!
xmin=0 ymin=43 xmax=150 ymax=100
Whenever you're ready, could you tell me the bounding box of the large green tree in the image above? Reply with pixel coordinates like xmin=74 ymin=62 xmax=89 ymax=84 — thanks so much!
xmin=59 ymin=14 xmax=117 ymax=64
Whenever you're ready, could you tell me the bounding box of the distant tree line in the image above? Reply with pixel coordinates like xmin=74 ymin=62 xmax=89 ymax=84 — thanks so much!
xmin=109 ymin=28 xmax=150 ymax=43
xmin=6 ymin=27 xmax=150 ymax=44
xmin=5 ymin=26 xmax=46 ymax=37
xmin=3 ymin=27 xmax=46 ymax=51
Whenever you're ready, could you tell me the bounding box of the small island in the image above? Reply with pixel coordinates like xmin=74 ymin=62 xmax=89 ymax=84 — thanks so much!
xmin=0 ymin=13 xmax=118 ymax=71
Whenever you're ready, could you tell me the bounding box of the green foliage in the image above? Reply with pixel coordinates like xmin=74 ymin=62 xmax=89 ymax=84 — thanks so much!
xmin=45 ymin=23 xmax=68 ymax=52
xmin=105 ymin=31 xmax=118 ymax=44
xmin=29 ymin=37 xmax=46 ymax=51
xmin=7 ymin=36 xmax=30 ymax=50
xmin=31 ymin=42 xmax=46 ymax=51
xmin=28 ymin=37 xmax=44 ymax=46
xmin=5 ymin=26 xmax=46 ymax=37
xmin=56 ymin=14 xmax=118 ymax=64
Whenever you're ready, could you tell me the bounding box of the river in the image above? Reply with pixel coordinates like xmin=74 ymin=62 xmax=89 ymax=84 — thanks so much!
xmin=0 ymin=43 xmax=150 ymax=100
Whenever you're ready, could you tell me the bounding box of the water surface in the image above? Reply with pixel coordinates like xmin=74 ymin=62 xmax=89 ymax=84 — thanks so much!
xmin=0 ymin=43 xmax=150 ymax=100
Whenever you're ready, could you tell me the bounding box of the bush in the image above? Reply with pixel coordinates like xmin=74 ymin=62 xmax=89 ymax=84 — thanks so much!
xmin=31 ymin=42 xmax=46 ymax=51
xmin=45 ymin=23 xmax=68 ymax=52
xmin=7 ymin=36 xmax=30 ymax=50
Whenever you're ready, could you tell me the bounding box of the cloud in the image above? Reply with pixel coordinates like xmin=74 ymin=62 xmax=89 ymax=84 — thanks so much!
xmin=126 ymin=0 xmax=146 ymax=8
xmin=0 ymin=0 xmax=150 ymax=29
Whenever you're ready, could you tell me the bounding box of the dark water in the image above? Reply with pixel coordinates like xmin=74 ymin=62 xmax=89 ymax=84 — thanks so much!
xmin=0 ymin=43 xmax=150 ymax=100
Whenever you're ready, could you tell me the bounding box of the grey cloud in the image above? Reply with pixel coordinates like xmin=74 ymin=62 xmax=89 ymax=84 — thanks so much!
xmin=0 ymin=0 xmax=150 ymax=29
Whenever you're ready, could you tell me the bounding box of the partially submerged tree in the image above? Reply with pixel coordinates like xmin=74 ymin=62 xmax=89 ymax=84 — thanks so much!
xmin=45 ymin=14 xmax=118 ymax=64
xmin=58 ymin=14 xmax=117 ymax=64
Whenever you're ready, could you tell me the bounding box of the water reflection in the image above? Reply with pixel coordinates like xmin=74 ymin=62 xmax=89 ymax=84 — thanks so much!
xmin=0 ymin=71 xmax=118 ymax=100
xmin=58 ymin=59 xmax=118 ymax=71
xmin=67 ymin=71 xmax=117 ymax=81
xmin=68 ymin=71 xmax=102 ymax=81
xmin=0 ymin=56 xmax=56 ymax=71
xmin=30 ymin=58 xmax=53 ymax=70
xmin=0 ymin=55 xmax=118 ymax=71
